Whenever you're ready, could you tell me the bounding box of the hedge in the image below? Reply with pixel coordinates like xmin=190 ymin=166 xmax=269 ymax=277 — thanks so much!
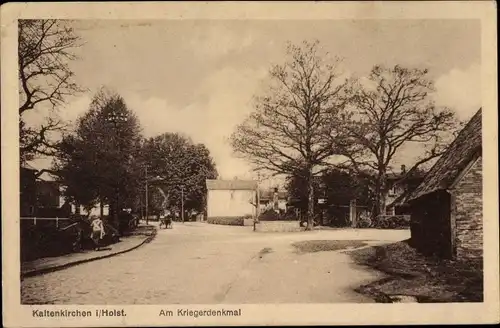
xmin=258 ymin=209 xmax=299 ymax=221
xmin=207 ymin=216 xmax=246 ymax=226
xmin=373 ymin=215 xmax=411 ymax=229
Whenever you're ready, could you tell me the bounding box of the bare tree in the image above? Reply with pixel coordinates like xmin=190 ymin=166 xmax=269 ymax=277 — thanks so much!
xmin=231 ymin=40 xmax=349 ymax=230
xmin=338 ymin=65 xmax=460 ymax=217
xmin=18 ymin=19 xmax=83 ymax=163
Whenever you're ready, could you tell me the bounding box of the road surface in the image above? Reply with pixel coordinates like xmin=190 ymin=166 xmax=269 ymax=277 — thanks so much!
xmin=21 ymin=222 xmax=409 ymax=304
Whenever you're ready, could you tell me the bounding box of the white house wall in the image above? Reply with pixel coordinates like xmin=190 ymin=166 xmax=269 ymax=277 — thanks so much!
xmin=71 ymin=203 xmax=110 ymax=217
xmin=207 ymin=189 xmax=256 ymax=218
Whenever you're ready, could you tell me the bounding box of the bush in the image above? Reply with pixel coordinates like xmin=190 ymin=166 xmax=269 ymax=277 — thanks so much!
xmin=207 ymin=216 xmax=244 ymax=226
xmin=259 ymin=208 xmax=298 ymax=221
xmin=356 ymin=211 xmax=372 ymax=228
xmin=373 ymin=215 xmax=410 ymax=229
xmin=300 ymin=214 xmax=321 ymax=227
xmin=21 ymin=224 xmax=82 ymax=261
xmin=357 ymin=217 xmax=372 ymax=228
xmin=258 ymin=209 xmax=281 ymax=221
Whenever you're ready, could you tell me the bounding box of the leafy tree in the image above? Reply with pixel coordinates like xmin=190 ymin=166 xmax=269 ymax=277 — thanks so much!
xmin=18 ymin=19 xmax=83 ymax=163
xmin=143 ymin=133 xmax=218 ymax=218
xmin=231 ymin=40 xmax=349 ymax=230
xmin=321 ymin=168 xmax=373 ymax=207
xmin=286 ymin=167 xmax=373 ymax=225
xmin=53 ymin=89 xmax=143 ymax=227
xmin=338 ymin=65 xmax=460 ymax=217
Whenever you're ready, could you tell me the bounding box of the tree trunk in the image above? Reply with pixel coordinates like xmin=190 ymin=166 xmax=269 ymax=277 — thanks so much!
xmin=113 ymin=188 xmax=120 ymax=231
xmin=378 ymin=192 xmax=387 ymax=216
xmin=100 ymin=199 xmax=104 ymax=217
xmin=373 ymin=173 xmax=388 ymax=220
xmin=75 ymin=202 xmax=81 ymax=215
xmin=306 ymin=169 xmax=314 ymax=231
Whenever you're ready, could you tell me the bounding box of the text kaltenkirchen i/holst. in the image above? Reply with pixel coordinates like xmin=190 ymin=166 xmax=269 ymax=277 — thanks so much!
xmin=32 ymin=309 xmax=126 ymax=318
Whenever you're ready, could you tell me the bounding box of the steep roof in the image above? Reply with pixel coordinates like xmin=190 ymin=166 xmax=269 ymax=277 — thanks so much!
xmin=206 ymin=179 xmax=257 ymax=190
xmin=408 ymin=108 xmax=482 ymax=202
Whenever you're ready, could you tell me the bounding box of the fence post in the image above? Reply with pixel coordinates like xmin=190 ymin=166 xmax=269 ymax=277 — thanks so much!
xmin=34 ymin=217 xmax=37 ymax=226
xmin=56 ymin=217 xmax=59 ymax=229
xmin=350 ymin=199 xmax=357 ymax=228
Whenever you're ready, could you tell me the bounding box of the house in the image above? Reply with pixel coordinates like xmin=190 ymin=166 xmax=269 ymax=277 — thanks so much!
xmin=259 ymin=187 xmax=287 ymax=212
xmin=386 ymin=165 xmax=426 ymax=215
xmin=20 ymin=165 xmax=37 ymax=217
xmin=407 ymin=108 xmax=482 ymax=260
xmin=206 ymin=179 xmax=258 ymax=219
xmin=35 ymin=180 xmax=67 ymax=217
xmin=20 ymin=166 xmax=109 ymax=218
xmin=20 ymin=165 xmax=66 ymax=217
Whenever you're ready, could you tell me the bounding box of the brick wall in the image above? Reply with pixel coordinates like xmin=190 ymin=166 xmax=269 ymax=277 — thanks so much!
xmin=451 ymin=156 xmax=483 ymax=259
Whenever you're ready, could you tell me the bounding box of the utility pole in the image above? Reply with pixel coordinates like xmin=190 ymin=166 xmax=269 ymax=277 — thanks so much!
xmin=181 ymin=185 xmax=184 ymax=223
xmin=145 ymin=166 xmax=148 ymax=225
xmin=256 ymin=172 xmax=261 ymax=223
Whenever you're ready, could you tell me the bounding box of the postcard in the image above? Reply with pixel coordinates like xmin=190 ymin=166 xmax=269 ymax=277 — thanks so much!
xmin=1 ymin=1 xmax=498 ymax=326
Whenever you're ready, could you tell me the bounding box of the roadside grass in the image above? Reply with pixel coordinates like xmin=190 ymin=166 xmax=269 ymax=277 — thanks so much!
xmin=292 ymin=240 xmax=368 ymax=254
xmin=348 ymin=240 xmax=483 ymax=302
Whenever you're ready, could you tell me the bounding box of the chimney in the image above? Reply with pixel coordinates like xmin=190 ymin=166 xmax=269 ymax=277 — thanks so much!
xmin=401 ymin=165 xmax=406 ymax=174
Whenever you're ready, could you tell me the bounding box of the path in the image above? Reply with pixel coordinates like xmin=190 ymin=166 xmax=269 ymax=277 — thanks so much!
xmin=21 ymin=222 xmax=409 ymax=304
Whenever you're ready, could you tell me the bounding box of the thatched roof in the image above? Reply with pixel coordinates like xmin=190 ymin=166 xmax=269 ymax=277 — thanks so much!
xmin=206 ymin=179 xmax=257 ymax=190
xmin=408 ymin=108 xmax=482 ymax=202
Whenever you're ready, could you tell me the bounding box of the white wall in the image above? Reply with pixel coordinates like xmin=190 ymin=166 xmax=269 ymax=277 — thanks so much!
xmin=260 ymin=199 xmax=287 ymax=212
xmin=278 ymin=199 xmax=287 ymax=211
xmin=207 ymin=189 xmax=256 ymax=218
xmin=71 ymin=203 xmax=109 ymax=217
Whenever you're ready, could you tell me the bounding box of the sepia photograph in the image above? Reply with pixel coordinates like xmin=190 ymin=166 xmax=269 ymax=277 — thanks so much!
xmin=2 ymin=1 xmax=498 ymax=326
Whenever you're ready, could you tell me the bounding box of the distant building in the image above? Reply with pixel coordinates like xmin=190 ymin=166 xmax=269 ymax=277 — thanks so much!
xmin=407 ymin=108 xmax=482 ymax=260
xmin=386 ymin=165 xmax=426 ymax=215
xmin=259 ymin=187 xmax=287 ymax=212
xmin=20 ymin=166 xmax=109 ymax=218
xmin=20 ymin=165 xmax=37 ymax=217
xmin=206 ymin=179 xmax=258 ymax=219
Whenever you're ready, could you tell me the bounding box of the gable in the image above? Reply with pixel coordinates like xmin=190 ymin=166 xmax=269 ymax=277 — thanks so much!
xmin=450 ymin=155 xmax=482 ymax=190
xmin=409 ymin=108 xmax=482 ymax=202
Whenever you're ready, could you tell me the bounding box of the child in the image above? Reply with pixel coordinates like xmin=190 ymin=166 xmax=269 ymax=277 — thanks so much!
xmin=90 ymin=217 xmax=105 ymax=251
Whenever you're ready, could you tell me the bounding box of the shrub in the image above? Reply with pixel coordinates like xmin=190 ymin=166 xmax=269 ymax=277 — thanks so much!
xmin=258 ymin=209 xmax=281 ymax=221
xmin=373 ymin=215 xmax=410 ymax=229
xmin=356 ymin=211 xmax=372 ymax=228
xmin=207 ymin=216 xmax=244 ymax=226
xmin=357 ymin=217 xmax=372 ymax=228
xmin=259 ymin=208 xmax=299 ymax=221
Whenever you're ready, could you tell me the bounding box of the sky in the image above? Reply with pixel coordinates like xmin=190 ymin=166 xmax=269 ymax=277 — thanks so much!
xmin=25 ymin=19 xmax=481 ymax=186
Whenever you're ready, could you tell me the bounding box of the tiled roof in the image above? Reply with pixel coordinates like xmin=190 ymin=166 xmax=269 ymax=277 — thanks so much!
xmin=206 ymin=179 xmax=258 ymax=190
xmin=389 ymin=190 xmax=411 ymax=207
xmin=408 ymin=108 xmax=482 ymax=202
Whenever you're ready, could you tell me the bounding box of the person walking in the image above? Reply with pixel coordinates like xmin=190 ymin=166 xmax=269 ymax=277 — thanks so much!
xmin=90 ymin=217 xmax=105 ymax=251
